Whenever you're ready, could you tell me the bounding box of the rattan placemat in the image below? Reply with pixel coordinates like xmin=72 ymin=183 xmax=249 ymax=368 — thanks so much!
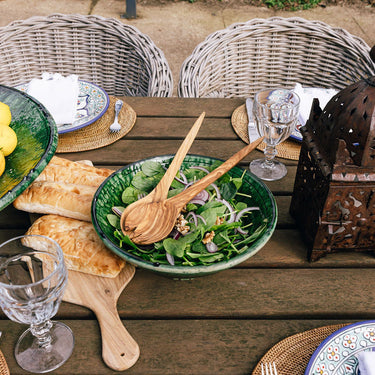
xmin=56 ymin=95 xmax=136 ymax=153
xmin=0 ymin=349 xmax=10 ymax=375
xmin=231 ymin=104 xmax=301 ymax=161
xmin=252 ymin=323 xmax=348 ymax=375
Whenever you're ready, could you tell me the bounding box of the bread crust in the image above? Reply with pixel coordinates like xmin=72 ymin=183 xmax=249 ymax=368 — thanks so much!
xmin=35 ymin=156 xmax=114 ymax=186
xmin=13 ymin=157 xmax=115 ymax=221
xmin=25 ymin=214 xmax=125 ymax=278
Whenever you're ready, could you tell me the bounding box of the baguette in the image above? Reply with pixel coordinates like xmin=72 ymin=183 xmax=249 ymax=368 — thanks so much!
xmin=13 ymin=156 xmax=115 ymax=220
xmin=35 ymin=156 xmax=114 ymax=186
xmin=14 ymin=181 xmax=96 ymax=221
xmin=25 ymin=214 xmax=125 ymax=278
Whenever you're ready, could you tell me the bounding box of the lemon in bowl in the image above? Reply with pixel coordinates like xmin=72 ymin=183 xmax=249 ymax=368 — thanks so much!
xmin=0 ymin=124 xmax=17 ymax=157
xmin=0 ymin=102 xmax=11 ymax=127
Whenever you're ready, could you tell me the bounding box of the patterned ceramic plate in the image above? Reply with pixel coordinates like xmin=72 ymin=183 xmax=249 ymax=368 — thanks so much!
xmin=305 ymin=320 xmax=375 ymax=375
xmin=15 ymin=80 xmax=109 ymax=134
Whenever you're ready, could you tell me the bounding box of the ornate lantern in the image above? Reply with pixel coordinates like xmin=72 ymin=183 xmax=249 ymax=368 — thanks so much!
xmin=290 ymin=46 xmax=375 ymax=261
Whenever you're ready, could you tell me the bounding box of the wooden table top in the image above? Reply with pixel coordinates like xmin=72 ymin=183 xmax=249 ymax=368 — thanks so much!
xmin=1 ymin=97 xmax=375 ymax=375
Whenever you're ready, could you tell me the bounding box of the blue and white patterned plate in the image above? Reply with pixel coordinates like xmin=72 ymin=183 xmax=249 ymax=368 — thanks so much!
xmin=305 ymin=321 xmax=375 ymax=375
xmin=15 ymin=80 xmax=109 ymax=134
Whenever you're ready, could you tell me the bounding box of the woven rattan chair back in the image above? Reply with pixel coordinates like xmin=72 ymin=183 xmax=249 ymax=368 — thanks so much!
xmin=178 ymin=17 xmax=375 ymax=98
xmin=0 ymin=14 xmax=173 ymax=97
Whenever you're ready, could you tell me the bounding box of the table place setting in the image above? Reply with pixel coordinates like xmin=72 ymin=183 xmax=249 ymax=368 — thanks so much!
xmin=231 ymin=84 xmax=339 ymax=162
xmin=252 ymin=321 xmax=375 ymax=375
xmin=14 ymin=73 xmax=137 ymax=153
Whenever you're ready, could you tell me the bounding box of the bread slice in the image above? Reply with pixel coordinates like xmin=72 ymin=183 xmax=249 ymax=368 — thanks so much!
xmin=35 ymin=156 xmax=114 ymax=186
xmin=13 ymin=156 xmax=115 ymax=221
xmin=25 ymin=214 xmax=125 ymax=278
xmin=13 ymin=181 xmax=96 ymax=221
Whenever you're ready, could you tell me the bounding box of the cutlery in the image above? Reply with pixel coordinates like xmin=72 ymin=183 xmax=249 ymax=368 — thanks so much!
xmin=261 ymin=362 xmax=278 ymax=375
xmin=120 ymin=110 xmax=264 ymax=244
xmin=246 ymin=97 xmax=259 ymax=142
xmin=109 ymin=99 xmax=123 ymax=133
xmin=120 ymin=112 xmax=206 ymax=244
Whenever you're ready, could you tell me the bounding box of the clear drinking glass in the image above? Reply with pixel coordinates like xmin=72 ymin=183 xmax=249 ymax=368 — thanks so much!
xmin=249 ymin=88 xmax=300 ymax=181
xmin=0 ymin=235 xmax=74 ymax=373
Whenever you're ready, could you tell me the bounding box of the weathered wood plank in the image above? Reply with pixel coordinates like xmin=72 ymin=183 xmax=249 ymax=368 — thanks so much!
xmin=27 ymin=267 xmax=373 ymax=320
xmin=124 ymin=97 xmax=245 ymax=118
xmin=57 ymin=139 xmax=299 ymax=168
xmin=124 ymin=117 xmax=241 ymax=140
xmin=0 ymin=319 xmax=356 ymax=375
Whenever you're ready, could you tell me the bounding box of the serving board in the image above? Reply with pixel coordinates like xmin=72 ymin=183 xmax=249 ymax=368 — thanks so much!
xmin=62 ymin=263 xmax=140 ymax=371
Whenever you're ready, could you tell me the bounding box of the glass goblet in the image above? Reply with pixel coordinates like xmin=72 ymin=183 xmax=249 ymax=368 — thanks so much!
xmin=249 ymin=88 xmax=300 ymax=181
xmin=0 ymin=235 xmax=74 ymax=373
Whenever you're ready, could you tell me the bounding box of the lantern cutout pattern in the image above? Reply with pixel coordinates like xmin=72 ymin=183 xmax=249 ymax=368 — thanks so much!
xmin=290 ymin=46 xmax=375 ymax=261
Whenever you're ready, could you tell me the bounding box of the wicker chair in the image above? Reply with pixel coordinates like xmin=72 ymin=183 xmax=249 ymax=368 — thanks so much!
xmin=0 ymin=14 xmax=173 ymax=97
xmin=178 ymin=17 xmax=375 ymax=98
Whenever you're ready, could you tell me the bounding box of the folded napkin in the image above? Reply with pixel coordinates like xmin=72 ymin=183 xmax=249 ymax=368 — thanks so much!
xmin=27 ymin=73 xmax=79 ymax=125
xmin=357 ymin=351 xmax=375 ymax=375
xmin=293 ymin=83 xmax=338 ymax=126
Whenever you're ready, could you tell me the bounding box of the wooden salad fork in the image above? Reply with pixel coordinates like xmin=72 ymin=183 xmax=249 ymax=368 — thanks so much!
xmin=120 ymin=112 xmax=206 ymax=242
xmin=120 ymin=112 xmax=264 ymax=245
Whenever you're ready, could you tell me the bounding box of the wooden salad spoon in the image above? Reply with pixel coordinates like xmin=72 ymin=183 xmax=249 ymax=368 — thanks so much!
xmin=120 ymin=112 xmax=206 ymax=241
xmin=121 ymin=128 xmax=264 ymax=245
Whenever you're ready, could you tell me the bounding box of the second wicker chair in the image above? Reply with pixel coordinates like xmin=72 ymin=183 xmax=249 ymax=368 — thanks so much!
xmin=178 ymin=17 xmax=375 ymax=98
xmin=0 ymin=14 xmax=173 ymax=97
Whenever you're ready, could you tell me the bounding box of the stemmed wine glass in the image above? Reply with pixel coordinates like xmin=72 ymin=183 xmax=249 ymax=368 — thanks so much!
xmin=0 ymin=235 xmax=74 ymax=373
xmin=249 ymin=88 xmax=300 ymax=181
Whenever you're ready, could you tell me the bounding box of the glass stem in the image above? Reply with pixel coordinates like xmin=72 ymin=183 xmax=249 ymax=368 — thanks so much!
xmin=30 ymin=320 xmax=53 ymax=348
xmin=263 ymin=145 xmax=277 ymax=168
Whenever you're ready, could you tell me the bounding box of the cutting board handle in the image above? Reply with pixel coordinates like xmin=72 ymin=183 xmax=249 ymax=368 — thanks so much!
xmin=92 ymin=300 xmax=140 ymax=371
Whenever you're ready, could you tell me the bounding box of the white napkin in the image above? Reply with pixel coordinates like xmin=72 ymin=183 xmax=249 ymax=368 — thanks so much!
xmin=293 ymin=83 xmax=338 ymax=126
xmin=356 ymin=351 xmax=375 ymax=375
xmin=27 ymin=73 xmax=79 ymax=125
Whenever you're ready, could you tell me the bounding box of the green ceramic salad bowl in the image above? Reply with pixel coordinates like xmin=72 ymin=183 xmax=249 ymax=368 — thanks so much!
xmin=0 ymin=85 xmax=58 ymax=211
xmin=92 ymin=155 xmax=277 ymax=278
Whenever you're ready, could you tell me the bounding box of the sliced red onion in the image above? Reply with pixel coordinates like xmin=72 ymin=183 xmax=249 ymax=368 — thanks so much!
xmin=179 ymin=170 xmax=188 ymax=184
xmin=195 ymin=189 xmax=209 ymax=202
xmin=217 ymin=199 xmax=235 ymax=223
xmin=206 ymin=242 xmax=218 ymax=253
xmin=137 ymin=193 xmax=146 ymax=200
xmin=190 ymin=166 xmax=210 ymax=174
xmin=166 ymin=252 xmax=175 ymax=265
xmin=196 ymin=214 xmax=207 ymax=225
xmin=210 ymin=183 xmax=221 ymax=199
xmin=235 ymin=207 xmax=260 ymax=221
xmin=186 ymin=212 xmax=198 ymax=226
xmin=235 ymin=207 xmax=260 ymax=235
xmin=112 ymin=207 xmax=123 ymax=217
xmin=189 ymin=198 xmax=206 ymax=206
xmin=236 ymin=227 xmax=248 ymax=235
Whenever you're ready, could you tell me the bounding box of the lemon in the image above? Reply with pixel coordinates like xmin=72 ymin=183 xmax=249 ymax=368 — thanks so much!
xmin=0 ymin=102 xmax=11 ymax=127
xmin=0 ymin=151 xmax=5 ymax=177
xmin=0 ymin=125 xmax=17 ymax=156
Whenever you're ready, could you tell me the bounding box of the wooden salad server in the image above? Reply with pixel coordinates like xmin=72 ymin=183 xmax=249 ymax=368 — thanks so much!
xmin=62 ymin=263 xmax=140 ymax=371
xmin=120 ymin=112 xmax=206 ymax=240
xmin=121 ymin=131 xmax=264 ymax=245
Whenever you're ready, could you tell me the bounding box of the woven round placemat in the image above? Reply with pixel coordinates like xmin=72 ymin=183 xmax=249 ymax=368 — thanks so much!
xmin=56 ymin=95 xmax=136 ymax=153
xmin=0 ymin=349 xmax=10 ymax=375
xmin=252 ymin=323 xmax=348 ymax=375
xmin=231 ymin=104 xmax=301 ymax=161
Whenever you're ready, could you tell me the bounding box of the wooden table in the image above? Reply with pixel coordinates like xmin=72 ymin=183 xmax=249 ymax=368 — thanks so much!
xmin=1 ymin=97 xmax=375 ymax=375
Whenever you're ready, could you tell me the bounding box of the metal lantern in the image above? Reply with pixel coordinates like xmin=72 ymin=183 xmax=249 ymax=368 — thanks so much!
xmin=290 ymin=46 xmax=375 ymax=261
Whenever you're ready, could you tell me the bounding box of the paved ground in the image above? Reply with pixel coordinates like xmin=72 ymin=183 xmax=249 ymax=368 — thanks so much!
xmin=0 ymin=0 xmax=374 ymax=95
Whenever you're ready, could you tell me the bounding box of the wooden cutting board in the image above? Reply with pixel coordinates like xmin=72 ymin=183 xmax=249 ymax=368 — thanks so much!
xmin=62 ymin=263 xmax=140 ymax=371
